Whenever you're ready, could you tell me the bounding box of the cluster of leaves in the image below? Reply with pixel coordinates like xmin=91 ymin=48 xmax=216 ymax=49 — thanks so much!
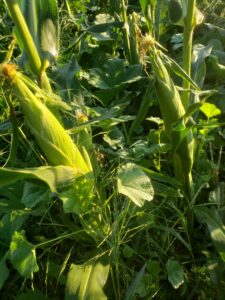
xmin=0 ymin=0 xmax=225 ymax=299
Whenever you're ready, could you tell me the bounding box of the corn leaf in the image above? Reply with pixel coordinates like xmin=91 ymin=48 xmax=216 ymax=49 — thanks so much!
xmin=192 ymin=44 xmax=212 ymax=88
xmin=0 ymin=166 xmax=78 ymax=193
xmin=162 ymin=53 xmax=200 ymax=91
xmin=195 ymin=206 xmax=225 ymax=253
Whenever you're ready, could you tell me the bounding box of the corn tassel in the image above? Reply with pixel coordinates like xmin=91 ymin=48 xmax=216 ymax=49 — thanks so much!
xmin=1 ymin=63 xmax=91 ymax=175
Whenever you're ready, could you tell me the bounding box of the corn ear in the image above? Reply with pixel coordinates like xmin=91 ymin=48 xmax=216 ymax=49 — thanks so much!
xmin=128 ymin=12 xmax=140 ymax=65
xmin=149 ymin=50 xmax=194 ymax=188
xmin=1 ymin=63 xmax=91 ymax=175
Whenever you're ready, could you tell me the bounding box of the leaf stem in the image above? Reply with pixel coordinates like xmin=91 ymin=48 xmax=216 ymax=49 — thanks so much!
xmin=35 ymin=230 xmax=85 ymax=248
xmin=121 ymin=0 xmax=131 ymax=63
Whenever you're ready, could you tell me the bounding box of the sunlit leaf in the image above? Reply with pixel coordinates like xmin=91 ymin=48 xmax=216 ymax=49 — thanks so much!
xmin=200 ymin=102 xmax=221 ymax=119
xmin=38 ymin=0 xmax=59 ymax=60
xmin=60 ymin=176 xmax=94 ymax=214
xmin=0 ymin=165 xmax=78 ymax=193
xmin=65 ymin=262 xmax=109 ymax=300
xmin=10 ymin=231 xmax=39 ymax=279
xmin=117 ymin=163 xmax=154 ymax=207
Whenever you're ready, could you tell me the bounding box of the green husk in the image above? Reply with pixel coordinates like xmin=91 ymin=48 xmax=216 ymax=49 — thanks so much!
xmin=149 ymin=49 xmax=194 ymax=196
xmin=1 ymin=63 xmax=91 ymax=175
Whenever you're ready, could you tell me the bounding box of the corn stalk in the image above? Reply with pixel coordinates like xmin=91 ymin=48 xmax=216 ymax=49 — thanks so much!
xmin=168 ymin=0 xmax=204 ymax=109
xmin=182 ymin=0 xmax=197 ymax=109
xmin=4 ymin=0 xmax=51 ymax=91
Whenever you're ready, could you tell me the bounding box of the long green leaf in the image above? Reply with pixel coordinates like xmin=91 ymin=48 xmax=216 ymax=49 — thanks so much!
xmin=194 ymin=206 xmax=225 ymax=253
xmin=0 ymin=165 xmax=78 ymax=192
xmin=125 ymin=263 xmax=146 ymax=300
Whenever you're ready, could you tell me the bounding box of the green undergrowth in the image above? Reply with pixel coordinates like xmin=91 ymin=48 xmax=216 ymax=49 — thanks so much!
xmin=0 ymin=0 xmax=225 ymax=299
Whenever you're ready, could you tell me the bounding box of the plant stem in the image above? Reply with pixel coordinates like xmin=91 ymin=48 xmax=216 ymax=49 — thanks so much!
xmin=35 ymin=230 xmax=85 ymax=248
xmin=129 ymin=80 xmax=153 ymax=136
xmin=121 ymin=0 xmax=127 ymax=24
xmin=65 ymin=0 xmax=72 ymax=16
xmin=181 ymin=0 xmax=196 ymax=110
xmin=181 ymin=0 xmax=197 ymax=201
xmin=5 ymin=0 xmax=51 ymax=92
xmin=155 ymin=0 xmax=162 ymax=40
xmin=121 ymin=0 xmax=131 ymax=63
xmin=5 ymin=97 xmax=19 ymax=167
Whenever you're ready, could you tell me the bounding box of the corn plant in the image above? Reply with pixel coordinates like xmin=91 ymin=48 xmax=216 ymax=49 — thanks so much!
xmin=134 ymin=0 xmax=204 ymax=199
xmin=0 ymin=0 xmax=224 ymax=298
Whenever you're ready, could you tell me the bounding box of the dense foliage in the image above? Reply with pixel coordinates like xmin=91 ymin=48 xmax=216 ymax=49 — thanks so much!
xmin=0 ymin=0 xmax=225 ymax=299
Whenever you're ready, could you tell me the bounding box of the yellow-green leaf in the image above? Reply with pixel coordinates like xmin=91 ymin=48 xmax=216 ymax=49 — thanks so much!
xmin=200 ymin=102 xmax=221 ymax=119
xmin=117 ymin=163 xmax=154 ymax=207
xmin=65 ymin=262 xmax=109 ymax=300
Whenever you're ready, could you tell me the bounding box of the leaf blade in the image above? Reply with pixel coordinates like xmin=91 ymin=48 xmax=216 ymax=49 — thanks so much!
xmin=117 ymin=163 xmax=154 ymax=207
